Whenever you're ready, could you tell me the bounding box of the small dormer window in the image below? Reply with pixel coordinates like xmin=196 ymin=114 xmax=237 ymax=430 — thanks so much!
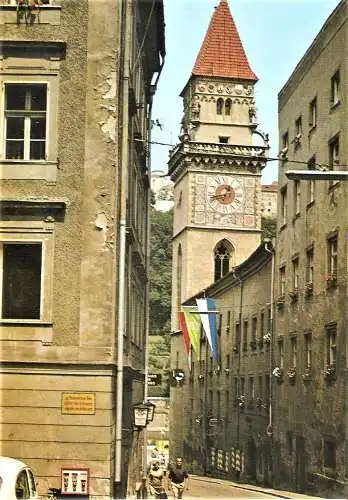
xmin=216 ymin=98 xmax=223 ymax=115
xmin=219 ymin=136 xmax=229 ymax=144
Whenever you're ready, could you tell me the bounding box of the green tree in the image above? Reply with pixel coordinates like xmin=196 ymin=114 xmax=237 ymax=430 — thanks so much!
xmin=149 ymin=208 xmax=173 ymax=336
xmin=148 ymin=208 xmax=173 ymax=396
xmin=261 ymin=216 xmax=277 ymax=241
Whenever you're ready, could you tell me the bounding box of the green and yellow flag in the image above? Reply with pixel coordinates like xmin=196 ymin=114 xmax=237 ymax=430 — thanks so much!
xmin=182 ymin=307 xmax=201 ymax=360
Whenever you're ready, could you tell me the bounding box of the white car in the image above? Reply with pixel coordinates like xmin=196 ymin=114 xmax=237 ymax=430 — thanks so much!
xmin=0 ymin=457 xmax=39 ymax=499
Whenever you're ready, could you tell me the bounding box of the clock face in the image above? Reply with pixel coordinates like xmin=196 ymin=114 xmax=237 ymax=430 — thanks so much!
xmin=207 ymin=176 xmax=244 ymax=213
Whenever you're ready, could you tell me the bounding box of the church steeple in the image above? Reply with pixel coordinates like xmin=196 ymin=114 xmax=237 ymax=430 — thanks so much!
xmin=192 ymin=0 xmax=257 ymax=81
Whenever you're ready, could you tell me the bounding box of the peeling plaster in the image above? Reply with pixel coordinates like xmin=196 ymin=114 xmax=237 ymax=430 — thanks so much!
xmin=95 ymin=212 xmax=108 ymax=231
xmin=100 ymin=115 xmax=116 ymax=142
xmin=103 ymin=72 xmax=116 ymax=99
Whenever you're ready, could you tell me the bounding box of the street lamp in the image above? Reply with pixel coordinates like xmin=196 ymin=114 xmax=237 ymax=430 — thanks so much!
xmin=133 ymin=402 xmax=150 ymax=429
xmin=286 ymin=170 xmax=348 ymax=181
xmin=144 ymin=401 xmax=156 ymax=423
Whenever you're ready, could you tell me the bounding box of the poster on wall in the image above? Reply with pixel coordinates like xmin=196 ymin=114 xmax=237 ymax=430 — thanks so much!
xmin=61 ymin=468 xmax=89 ymax=496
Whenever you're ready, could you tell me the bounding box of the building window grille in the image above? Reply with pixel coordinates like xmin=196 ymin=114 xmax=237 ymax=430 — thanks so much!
xmin=4 ymin=83 xmax=47 ymax=160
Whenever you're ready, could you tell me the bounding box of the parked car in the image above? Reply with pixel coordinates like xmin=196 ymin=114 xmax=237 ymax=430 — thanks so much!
xmin=0 ymin=456 xmax=39 ymax=499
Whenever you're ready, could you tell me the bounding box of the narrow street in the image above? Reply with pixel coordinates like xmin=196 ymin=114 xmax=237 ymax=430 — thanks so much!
xmin=176 ymin=475 xmax=322 ymax=500
xmin=186 ymin=476 xmax=274 ymax=498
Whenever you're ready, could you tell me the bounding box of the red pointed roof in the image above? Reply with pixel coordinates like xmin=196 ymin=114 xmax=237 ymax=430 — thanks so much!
xmin=192 ymin=0 xmax=257 ymax=81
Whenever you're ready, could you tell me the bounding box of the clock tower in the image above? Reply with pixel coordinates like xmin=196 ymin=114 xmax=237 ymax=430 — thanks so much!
xmin=168 ymin=0 xmax=269 ymax=324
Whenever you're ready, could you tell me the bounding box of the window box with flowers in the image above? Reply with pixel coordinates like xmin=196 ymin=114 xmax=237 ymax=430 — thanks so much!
xmin=256 ymin=397 xmax=263 ymax=408
xmin=325 ymin=274 xmax=337 ymax=289
xmin=289 ymin=289 xmax=298 ymax=303
xmin=272 ymin=366 xmax=284 ymax=384
xmin=302 ymin=367 xmax=312 ymax=382
xmin=233 ymin=344 xmax=239 ymax=354
xmin=276 ymin=296 xmax=285 ymax=312
xmin=324 ymin=364 xmax=336 ymax=381
xmin=287 ymin=367 xmax=297 ymax=384
xmin=237 ymin=395 xmax=246 ymax=409
xmin=263 ymin=332 xmax=271 ymax=344
xmin=0 ymin=0 xmax=61 ymax=26
xmin=305 ymin=282 xmax=313 ymax=297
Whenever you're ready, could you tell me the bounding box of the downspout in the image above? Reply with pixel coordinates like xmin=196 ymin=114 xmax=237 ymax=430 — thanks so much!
xmin=115 ymin=0 xmax=131 ymax=492
xmin=142 ymin=60 xmax=164 ymax=476
xmin=264 ymin=240 xmax=275 ymax=436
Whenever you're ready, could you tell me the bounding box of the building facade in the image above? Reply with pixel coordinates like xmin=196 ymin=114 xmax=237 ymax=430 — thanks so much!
xmin=181 ymin=243 xmax=274 ymax=484
xmin=0 ymin=1 xmax=164 ymax=498
xmin=274 ymin=0 xmax=348 ymax=497
xmin=168 ymin=0 xmax=269 ymax=463
xmin=260 ymin=181 xmax=278 ymax=218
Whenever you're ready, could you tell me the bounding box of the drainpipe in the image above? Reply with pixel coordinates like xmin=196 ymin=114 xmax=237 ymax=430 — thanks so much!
xmin=142 ymin=61 xmax=164 ymax=477
xmin=264 ymin=240 xmax=275 ymax=440
xmin=115 ymin=0 xmax=131 ymax=494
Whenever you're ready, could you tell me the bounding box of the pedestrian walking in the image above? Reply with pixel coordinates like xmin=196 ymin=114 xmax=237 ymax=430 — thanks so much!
xmin=147 ymin=460 xmax=167 ymax=499
xmin=167 ymin=457 xmax=188 ymax=499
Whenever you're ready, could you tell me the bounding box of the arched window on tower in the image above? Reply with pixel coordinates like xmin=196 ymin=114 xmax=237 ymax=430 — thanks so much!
xmin=214 ymin=240 xmax=234 ymax=281
xmin=216 ymin=98 xmax=223 ymax=115
xmin=225 ymin=98 xmax=232 ymax=116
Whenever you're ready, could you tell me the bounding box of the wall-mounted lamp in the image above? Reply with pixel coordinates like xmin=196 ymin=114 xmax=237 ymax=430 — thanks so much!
xmin=144 ymin=401 xmax=156 ymax=423
xmin=133 ymin=403 xmax=150 ymax=429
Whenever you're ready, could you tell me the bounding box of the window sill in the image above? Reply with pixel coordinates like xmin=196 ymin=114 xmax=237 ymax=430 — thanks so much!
xmin=0 ymin=160 xmax=57 ymax=181
xmin=0 ymin=4 xmax=61 ymax=26
xmin=0 ymin=319 xmax=52 ymax=326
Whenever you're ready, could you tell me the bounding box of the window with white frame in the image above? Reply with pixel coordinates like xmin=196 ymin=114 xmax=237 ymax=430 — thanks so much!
xmin=294 ymin=180 xmax=301 ymax=215
xmin=327 ymin=234 xmax=338 ymax=278
xmin=292 ymin=257 xmax=299 ymax=290
xmin=325 ymin=324 xmax=337 ymax=366
xmin=1 ymin=242 xmax=42 ymax=319
xmin=290 ymin=337 xmax=297 ymax=368
xmin=330 ymin=70 xmax=340 ymax=106
xmin=309 ymin=97 xmax=317 ymax=128
xmin=279 ymin=265 xmax=286 ymax=296
xmin=304 ymin=332 xmax=312 ymax=369
xmin=0 ymin=226 xmax=54 ymax=323
xmin=306 ymin=246 xmax=314 ymax=284
xmin=4 ymin=83 xmax=47 ymax=161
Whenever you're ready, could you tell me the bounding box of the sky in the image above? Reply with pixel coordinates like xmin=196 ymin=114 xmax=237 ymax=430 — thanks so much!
xmin=150 ymin=0 xmax=341 ymax=184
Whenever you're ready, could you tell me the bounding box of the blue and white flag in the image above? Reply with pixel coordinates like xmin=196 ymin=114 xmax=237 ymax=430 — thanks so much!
xmin=196 ymin=298 xmax=219 ymax=361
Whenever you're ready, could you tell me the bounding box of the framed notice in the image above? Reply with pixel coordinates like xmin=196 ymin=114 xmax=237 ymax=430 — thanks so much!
xmin=61 ymin=468 xmax=89 ymax=495
xmin=61 ymin=392 xmax=96 ymax=415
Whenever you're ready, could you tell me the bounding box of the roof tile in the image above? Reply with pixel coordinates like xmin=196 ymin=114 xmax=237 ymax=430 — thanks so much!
xmin=192 ymin=0 xmax=257 ymax=81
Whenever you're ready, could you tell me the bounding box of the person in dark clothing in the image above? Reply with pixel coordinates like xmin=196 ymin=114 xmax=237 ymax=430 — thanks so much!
xmin=167 ymin=457 xmax=188 ymax=498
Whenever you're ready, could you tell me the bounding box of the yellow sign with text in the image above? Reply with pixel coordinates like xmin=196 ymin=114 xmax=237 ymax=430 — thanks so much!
xmin=62 ymin=393 xmax=96 ymax=415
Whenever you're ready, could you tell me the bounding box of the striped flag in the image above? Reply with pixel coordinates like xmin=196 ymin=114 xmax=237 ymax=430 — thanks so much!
xmin=196 ymin=298 xmax=219 ymax=360
xmin=178 ymin=311 xmax=190 ymax=354
xmin=182 ymin=307 xmax=201 ymax=360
